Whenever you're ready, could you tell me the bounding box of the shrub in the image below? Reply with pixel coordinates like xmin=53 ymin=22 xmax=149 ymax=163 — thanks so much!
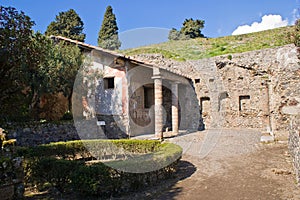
xmin=19 ymin=139 xmax=182 ymax=197
xmin=70 ymin=163 xmax=115 ymax=196
xmin=29 ymin=157 xmax=77 ymax=192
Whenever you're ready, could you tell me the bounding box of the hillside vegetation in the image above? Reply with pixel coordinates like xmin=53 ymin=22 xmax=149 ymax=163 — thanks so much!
xmin=122 ymin=26 xmax=294 ymax=61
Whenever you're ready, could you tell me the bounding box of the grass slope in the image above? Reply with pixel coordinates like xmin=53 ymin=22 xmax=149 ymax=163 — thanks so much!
xmin=121 ymin=26 xmax=294 ymax=61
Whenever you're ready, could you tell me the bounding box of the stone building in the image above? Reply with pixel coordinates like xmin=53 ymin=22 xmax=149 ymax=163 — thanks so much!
xmin=132 ymin=44 xmax=299 ymax=141
xmin=190 ymin=44 xmax=299 ymax=140
xmin=52 ymin=36 xmax=200 ymax=139
xmin=52 ymin=36 xmax=299 ymax=142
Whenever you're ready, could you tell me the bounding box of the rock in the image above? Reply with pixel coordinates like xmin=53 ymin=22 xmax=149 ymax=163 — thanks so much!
xmin=260 ymin=135 xmax=275 ymax=143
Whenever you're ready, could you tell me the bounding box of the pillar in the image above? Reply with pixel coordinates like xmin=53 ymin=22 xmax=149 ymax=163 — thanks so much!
xmin=152 ymin=75 xmax=163 ymax=139
xmin=172 ymin=82 xmax=179 ymax=135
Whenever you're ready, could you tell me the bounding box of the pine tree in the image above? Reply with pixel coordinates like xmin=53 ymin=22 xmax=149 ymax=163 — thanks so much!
xmin=45 ymin=9 xmax=85 ymax=42
xmin=180 ymin=18 xmax=205 ymax=39
xmin=98 ymin=6 xmax=121 ymax=50
xmin=168 ymin=18 xmax=205 ymax=41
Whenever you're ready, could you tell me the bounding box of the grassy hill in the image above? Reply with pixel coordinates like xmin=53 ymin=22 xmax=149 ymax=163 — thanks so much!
xmin=121 ymin=26 xmax=294 ymax=61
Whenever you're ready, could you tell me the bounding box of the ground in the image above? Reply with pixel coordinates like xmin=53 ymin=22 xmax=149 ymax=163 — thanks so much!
xmin=156 ymin=129 xmax=300 ymax=200
xmin=25 ymin=129 xmax=300 ymax=200
xmin=120 ymin=129 xmax=300 ymax=200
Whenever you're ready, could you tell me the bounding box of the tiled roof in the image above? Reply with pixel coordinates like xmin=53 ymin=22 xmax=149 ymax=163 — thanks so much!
xmin=50 ymin=35 xmax=192 ymax=79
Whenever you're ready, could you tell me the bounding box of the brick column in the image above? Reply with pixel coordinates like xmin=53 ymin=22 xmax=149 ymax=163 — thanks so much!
xmin=152 ymin=67 xmax=164 ymax=139
xmin=152 ymin=76 xmax=163 ymax=139
xmin=172 ymin=82 xmax=179 ymax=135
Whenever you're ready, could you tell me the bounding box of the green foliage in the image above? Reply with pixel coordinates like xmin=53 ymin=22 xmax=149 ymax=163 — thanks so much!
xmin=0 ymin=6 xmax=35 ymax=120
xmin=70 ymin=163 xmax=114 ymax=196
xmin=168 ymin=18 xmax=205 ymax=41
xmin=294 ymin=19 xmax=300 ymax=47
xmin=18 ymin=139 xmax=161 ymax=159
xmin=168 ymin=28 xmax=181 ymax=40
xmin=21 ymin=33 xmax=83 ymax=120
xmin=29 ymin=157 xmax=77 ymax=191
xmin=45 ymin=9 xmax=85 ymax=42
xmin=106 ymin=142 xmax=182 ymax=173
xmin=0 ymin=6 xmax=84 ymax=121
xmin=20 ymin=139 xmax=181 ymax=197
xmin=180 ymin=18 xmax=205 ymax=39
xmin=98 ymin=6 xmax=121 ymax=50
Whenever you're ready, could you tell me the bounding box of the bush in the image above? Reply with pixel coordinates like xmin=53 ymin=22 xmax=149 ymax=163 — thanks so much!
xmin=71 ymin=163 xmax=115 ymax=196
xmin=29 ymin=157 xmax=77 ymax=192
xmin=18 ymin=139 xmax=161 ymax=160
xmin=19 ymin=139 xmax=182 ymax=197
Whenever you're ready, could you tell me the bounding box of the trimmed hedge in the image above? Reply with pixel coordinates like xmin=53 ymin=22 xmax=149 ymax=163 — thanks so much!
xmin=18 ymin=139 xmax=161 ymax=159
xmin=19 ymin=139 xmax=182 ymax=197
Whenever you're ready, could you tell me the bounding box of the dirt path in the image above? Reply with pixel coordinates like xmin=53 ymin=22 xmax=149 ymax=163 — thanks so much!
xmin=153 ymin=129 xmax=300 ymax=200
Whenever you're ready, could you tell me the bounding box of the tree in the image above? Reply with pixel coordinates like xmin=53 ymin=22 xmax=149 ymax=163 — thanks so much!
xmin=98 ymin=6 xmax=121 ymax=50
xmin=168 ymin=28 xmax=181 ymax=40
xmin=168 ymin=18 xmax=205 ymax=41
xmin=0 ymin=6 xmax=84 ymax=121
xmin=180 ymin=18 xmax=205 ymax=39
xmin=45 ymin=9 xmax=85 ymax=42
xmin=0 ymin=6 xmax=35 ymax=120
xmin=28 ymin=34 xmax=83 ymax=117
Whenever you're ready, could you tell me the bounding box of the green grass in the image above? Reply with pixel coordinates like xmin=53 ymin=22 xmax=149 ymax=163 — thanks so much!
xmin=121 ymin=26 xmax=294 ymax=61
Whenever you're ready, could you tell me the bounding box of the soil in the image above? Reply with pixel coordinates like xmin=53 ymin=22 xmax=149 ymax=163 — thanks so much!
xmin=25 ymin=129 xmax=300 ymax=200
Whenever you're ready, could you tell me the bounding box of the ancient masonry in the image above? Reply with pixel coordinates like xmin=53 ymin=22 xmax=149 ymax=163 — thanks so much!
xmin=134 ymin=44 xmax=299 ymax=136
xmin=7 ymin=43 xmax=300 ymax=183
xmin=134 ymin=44 xmax=300 ymax=183
xmin=283 ymin=99 xmax=300 ymax=183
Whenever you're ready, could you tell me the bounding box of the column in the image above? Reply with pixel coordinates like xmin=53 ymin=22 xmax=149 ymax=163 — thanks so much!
xmin=172 ymin=82 xmax=179 ymax=135
xmin=152 ymin=67 xmax=163 ymax=139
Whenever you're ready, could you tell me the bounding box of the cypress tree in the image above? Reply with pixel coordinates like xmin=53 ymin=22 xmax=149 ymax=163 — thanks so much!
xmin=98 ymin=6 xmax=121 ymax=50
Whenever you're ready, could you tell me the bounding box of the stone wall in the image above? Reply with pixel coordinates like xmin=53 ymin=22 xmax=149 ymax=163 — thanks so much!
xmin=288 ymin=114 xmax=300 ymax=183
xmin=132 ymin=46 xmax=299 ymax=135
xmin=190 ymin=44 xmax=300 ymax=137
xmin=283 ymin=98 xmax=300 ymax=183
xmin=5 ymin=122 xmax=79 ymax=147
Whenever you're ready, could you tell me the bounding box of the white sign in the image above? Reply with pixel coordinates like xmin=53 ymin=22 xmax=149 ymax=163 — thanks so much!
xmin=97 ymin=121 xmax=106 ymax=126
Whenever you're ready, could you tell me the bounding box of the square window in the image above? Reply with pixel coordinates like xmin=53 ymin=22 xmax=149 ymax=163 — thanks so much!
xmin=104 ymin=77 xmax=114 ymax=89
xmin=239 ymin=95 xmax=250 ymax=111
xmin=144 ymin=86 xmax=154 ymax=109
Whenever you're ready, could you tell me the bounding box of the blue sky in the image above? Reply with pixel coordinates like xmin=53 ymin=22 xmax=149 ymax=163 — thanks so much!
xmin=1 ymin=0 xmax=298 ymax=49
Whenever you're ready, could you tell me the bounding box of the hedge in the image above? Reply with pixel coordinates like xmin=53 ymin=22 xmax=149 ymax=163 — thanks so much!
xmin=19 ymin=139 xmax=182 ymax=197
xmin=18 ymin=139 xmax=161 ymax=159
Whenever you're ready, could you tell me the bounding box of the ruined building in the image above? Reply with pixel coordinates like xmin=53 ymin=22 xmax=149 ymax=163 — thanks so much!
xmin=53 ymin=36 xmax=299 ymax=141
xmin=53 ymin=36 xmax=200 ymax=139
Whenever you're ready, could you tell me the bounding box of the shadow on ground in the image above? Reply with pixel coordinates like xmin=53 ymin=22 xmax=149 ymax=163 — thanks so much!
xmin=114 ymin=160 xmax=197 ymax=200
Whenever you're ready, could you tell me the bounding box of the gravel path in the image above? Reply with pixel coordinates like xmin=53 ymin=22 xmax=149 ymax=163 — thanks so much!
xmin=152 ymin=129 xmax=300 ymax=200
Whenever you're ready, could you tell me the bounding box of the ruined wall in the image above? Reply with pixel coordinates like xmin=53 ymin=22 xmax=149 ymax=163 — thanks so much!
xmin=289 ymin=113 xmax=300 ymax=183
xmin=288 ymin=114 xmax=300 ymax=183
xmin=190 ymin=44 xmax=299 ymax=136
xmin=282 ymin=98 xmax=300 ymax=183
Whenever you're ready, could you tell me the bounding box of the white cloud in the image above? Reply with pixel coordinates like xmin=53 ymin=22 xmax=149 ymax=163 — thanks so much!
xmin=232 ymin=14 xmax=289 ymax=35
